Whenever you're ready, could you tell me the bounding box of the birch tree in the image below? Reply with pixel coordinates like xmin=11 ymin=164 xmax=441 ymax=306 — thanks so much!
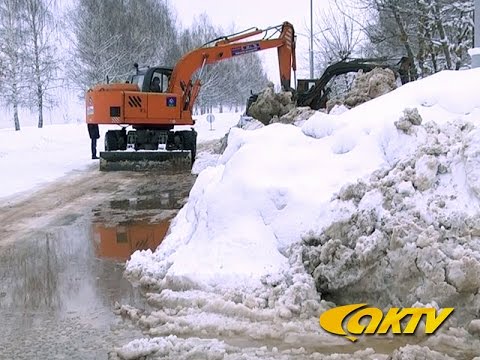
xmin=23 ymin=0 xmax=59 ymax=128
xmin=0 ymin=0 xmax=26 ymax=131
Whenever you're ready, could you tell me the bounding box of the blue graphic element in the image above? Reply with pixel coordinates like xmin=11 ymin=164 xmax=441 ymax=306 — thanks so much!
xmin=232 ymin=42 xmax=261 ymax=56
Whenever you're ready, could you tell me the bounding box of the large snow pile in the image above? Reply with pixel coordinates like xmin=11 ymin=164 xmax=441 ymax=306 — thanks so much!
xmin=123 ymin=69 xmax=480 ymax=358
xmin=303 ymin=117 xmax=480 ymax=325
xmin=192 ymin=115 xmax=265 ymax=174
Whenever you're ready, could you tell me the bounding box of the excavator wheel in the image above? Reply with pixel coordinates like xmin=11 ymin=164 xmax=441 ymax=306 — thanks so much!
xmin=104 ymin=129 xmax=127 ymax=151
xmin=175 ymin=129 xmax=197 ymax=165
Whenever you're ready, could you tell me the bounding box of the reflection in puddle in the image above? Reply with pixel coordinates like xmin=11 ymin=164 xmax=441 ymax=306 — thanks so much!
xmin=109 ymin=191 xmax=182 ymax=211
xmin=92 ymin=218 xmax=172 ymax=261
xmin=0 ymin=219 xmax=147 ymax=358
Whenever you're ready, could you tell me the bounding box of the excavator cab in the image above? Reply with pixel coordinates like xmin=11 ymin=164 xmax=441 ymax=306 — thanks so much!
xmin=128 ymin=65 xmax=173 ymax=93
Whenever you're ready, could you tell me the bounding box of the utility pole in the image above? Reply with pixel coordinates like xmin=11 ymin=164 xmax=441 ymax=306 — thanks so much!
xmin=309 ymin=0 xmax=314 ymax=78
xmin=471 ymin=0 xmax=480 ymax=67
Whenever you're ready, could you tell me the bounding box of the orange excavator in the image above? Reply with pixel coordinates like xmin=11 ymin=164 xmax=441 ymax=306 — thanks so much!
xmin=85 ymin=21 xmax=296 ymax=171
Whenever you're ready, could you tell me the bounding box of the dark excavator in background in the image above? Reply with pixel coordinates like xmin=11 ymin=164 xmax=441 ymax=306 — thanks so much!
xmin=244 ymin=58 xmax=398 ymax=117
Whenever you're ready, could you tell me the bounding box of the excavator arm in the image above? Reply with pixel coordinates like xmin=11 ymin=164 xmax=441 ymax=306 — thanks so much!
xmin=169 ymin=22 xmax=296 ymax=113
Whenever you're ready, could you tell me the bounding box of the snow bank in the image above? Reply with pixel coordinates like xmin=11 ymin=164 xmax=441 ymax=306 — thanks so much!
xmin=304 ymin=119 xmax=480 ymax=323
xmin=124 ymin=69 xmax=480 ymax=357
xmin=113 ymin=334 xmax=479 ymax=359
xmin=127 ymin=69 xmax=480 ymax=292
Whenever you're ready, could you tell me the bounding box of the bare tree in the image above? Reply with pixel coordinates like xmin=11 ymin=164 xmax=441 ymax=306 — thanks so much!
xmin=350 ymin=0 xmax=473 ymax=77
xmin=23 ymin=0 xmax=59 ymax=128
xmin=68 ymin=0 xmax=179 ymax=92
xmin=314 ymin=4 xmax=363 ymax=65
xmin=0 ymin=0 xmax=26 ymax=131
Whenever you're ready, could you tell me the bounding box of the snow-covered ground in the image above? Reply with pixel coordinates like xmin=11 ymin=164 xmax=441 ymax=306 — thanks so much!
xmin=120 ymin=69 xmax=480 ymax=359
xmin=0 ymin=113 xmax=240 ymax=204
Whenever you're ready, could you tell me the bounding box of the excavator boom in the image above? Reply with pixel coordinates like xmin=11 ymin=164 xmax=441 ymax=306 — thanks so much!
xmin=168 ymin=21 xmax=296 ymax=111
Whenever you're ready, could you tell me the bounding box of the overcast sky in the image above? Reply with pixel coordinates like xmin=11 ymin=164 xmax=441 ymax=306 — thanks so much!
xmin=170 ymin=0 xmax=326 ymax=83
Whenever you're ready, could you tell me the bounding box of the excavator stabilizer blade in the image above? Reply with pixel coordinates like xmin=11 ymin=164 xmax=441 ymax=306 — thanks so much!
xmin=99 ymin=151 xmax=192 ymax=172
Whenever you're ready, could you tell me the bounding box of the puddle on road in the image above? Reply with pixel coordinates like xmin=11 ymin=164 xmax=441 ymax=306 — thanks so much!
xmin=0 ymin=172 xmax=196 ymax=359
xmin=0 ymin=218 xmax=147 ymax=359
xmin=92 ymin=218 xmax=172 ymax=261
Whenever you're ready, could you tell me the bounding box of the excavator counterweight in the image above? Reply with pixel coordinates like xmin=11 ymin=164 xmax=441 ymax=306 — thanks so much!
xmin=85 ymin=21 xmax=296 ymax=171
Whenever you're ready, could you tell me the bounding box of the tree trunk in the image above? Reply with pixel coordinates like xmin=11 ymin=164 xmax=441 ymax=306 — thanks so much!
xmin=38 ymin=86 xmax=43 ymax=128
xmin=34 ymin=31 xmax=44 ymax=128
xmin=12 ymin=73 xmax=20 ymax=130
xmin=424 ymin=25 xmax=438 ymax=73
xmin=13 ymin=101 xmax=20 ymax=131
xmin=431 ymin=2 xmax=452 ymax=69
xmin=390 ymin=5 xmax=418 ymax=81
xmin=416 ymin=1 xmax=427 ymax=78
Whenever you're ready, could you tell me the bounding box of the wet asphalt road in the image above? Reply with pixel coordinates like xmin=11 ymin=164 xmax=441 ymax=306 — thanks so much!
xmin=0 ymin=168 xmax=196 ymax=359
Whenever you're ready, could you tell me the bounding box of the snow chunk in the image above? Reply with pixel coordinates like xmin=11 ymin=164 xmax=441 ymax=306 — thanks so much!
xmin=391 ymin=345 xmax=455 ymax=360
xmin=413 ymin=154 xmax=439 ymax=191
xmin=395 ymin=108 xmax=423 ymax=133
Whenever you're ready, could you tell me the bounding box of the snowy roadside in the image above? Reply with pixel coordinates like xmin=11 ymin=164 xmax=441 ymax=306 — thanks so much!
xmin=119 ymin=69 xmax=480 ymax=359
xmin=0 ymin=124 xmax=100 ymax=203
xmin=0 ymin=113 xmax=239 ymax=205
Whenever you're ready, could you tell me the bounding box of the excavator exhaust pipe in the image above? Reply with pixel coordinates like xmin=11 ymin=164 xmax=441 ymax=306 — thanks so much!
xmin=99 ymin=150 xmax=192 ymax=172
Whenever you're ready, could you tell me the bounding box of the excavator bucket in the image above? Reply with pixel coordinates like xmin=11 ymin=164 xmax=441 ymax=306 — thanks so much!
xmin=98 ymin=129 xmax=197 ymax=172
xmin=99 ymin=150 xmax=192 ymax=172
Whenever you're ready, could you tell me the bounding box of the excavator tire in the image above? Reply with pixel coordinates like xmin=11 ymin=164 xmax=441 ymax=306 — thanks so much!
xmin=175 ymin=130 xmax=197 ymax=165
xmin=104 ymin=131 xmax=118 ymax=151
xmin=104 ymin=130 xmax=127 ymax=151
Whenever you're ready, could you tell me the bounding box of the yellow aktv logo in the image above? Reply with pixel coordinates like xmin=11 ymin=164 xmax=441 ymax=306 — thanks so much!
xmin=319 ymin=304 xmax=454 ymax=342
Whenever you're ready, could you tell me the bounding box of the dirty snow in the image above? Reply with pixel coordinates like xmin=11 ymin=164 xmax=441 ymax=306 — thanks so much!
xmin=123 ymin=68 xmax=480 ymax=359
xmin=326 ymin=67 xmax=397 ymax=112
xmin=0 ymin=113 xmax=239 ymax=204
xmin=247 ymin=83 xmax=295 ymax=125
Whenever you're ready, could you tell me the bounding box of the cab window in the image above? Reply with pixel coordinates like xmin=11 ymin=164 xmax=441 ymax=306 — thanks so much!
xmin=150 ymin=71 xmax=169 ymax=93
xmin=131 ymin=74 xmax=144 ymax=90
